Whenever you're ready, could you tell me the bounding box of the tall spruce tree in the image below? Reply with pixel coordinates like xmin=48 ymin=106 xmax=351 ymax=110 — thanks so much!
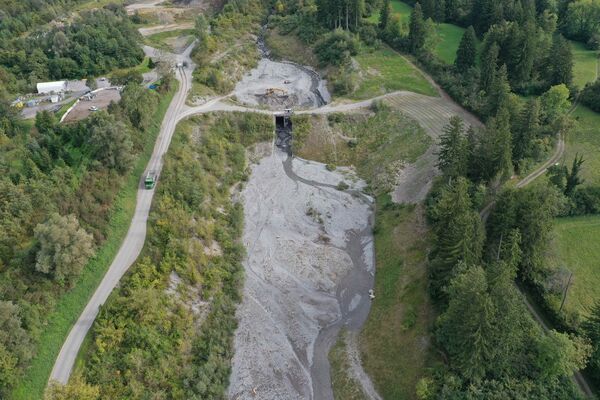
xmin=547 ymin=34 xmax=574 ymax=86
xmin=409 ymin=3 xmax=426 ymax=54
xmin=480 ymin=42 xmax=500 ymax=93
xmin=455 ymin=26 xmax=477 ymax=73
xmin=435 ymin=0 xmax=446 ymax=22
xmin=437 ymin=116 xmax=468 ymax=179
xmin=437 ymin=266 xmax=497 ymax=380
xmin=485 ymin=64 xmax=511 ymax=118
xmin=565 ymin=154 xmax=585 ymax=197
xmin=513 ymin=98 xmax=540 ymax=162
xmin=421 ymin=0 xmax=435 ymax=19
xmin=491 ymin=105 xmax=514 ymax=180
xmin=429 ymin=178 xmax=484 ymax=301
xmin=379 ymin=0 xmax=391 ymax=30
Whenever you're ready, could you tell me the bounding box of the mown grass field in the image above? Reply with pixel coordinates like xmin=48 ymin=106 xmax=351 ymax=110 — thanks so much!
xmin=544 ymin=106 xmax=600 ymax=324
xmin=352 ymin=47 xmax=437 ymax=98
xmin=434 ymin=23 xmax=465 ymax=64
xmin=360 ymin=199 xmax=437 ymax=400
xmin=110 ymin=56 xmax=152 ymax=78
xmin=564 ymin=105 xmax=600 ymax=186
xmin=571 ymin=40 xmax=598 ymax=89
xmin=548 ymin=215 xmax=600 ymax=319
xmin=11 ymin=85 xmax=177 ymax=400
xmin=366 ymin=0 xmax=465 ymax=64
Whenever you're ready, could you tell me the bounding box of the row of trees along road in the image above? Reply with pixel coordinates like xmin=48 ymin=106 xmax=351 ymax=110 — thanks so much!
xmin=0 ymin=81 xmax=168 ymax=397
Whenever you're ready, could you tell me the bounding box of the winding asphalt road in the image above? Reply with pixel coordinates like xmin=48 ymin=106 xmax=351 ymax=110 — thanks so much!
xmin=49 ymin=43 xmax=199 ymax=385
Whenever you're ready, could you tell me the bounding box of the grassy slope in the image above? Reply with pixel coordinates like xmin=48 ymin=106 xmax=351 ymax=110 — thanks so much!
xmin=265 ymin=27 xmax=320 ymax=67
xmin=434 ymin=23 xmax=465 ymax=64
xmin=360 ymin=199 xmax=436 ymax=400
xmin=571 ymin=40 xmax=598 ymax=89
xmin=352 ymin=47 xmax=437 ymax=98
xmin=110 ymin=56 xmax=152 ymax=77
xmin=11 ymin=85 xmax=177 ymax=400
xmin=549 ymin=215 xmax=600 ymax=318
xmin=145 ymin=29 xmax=196 ymax=52
xmin=565 ymin=106 xmax=600 ymax=186
xmin=366 ymin=0 xmax=464 ymax=64
xmin=543 ymin=106 xmax=600 ymax=322
xmin=293 ymin=111 xmax=436 ymax=399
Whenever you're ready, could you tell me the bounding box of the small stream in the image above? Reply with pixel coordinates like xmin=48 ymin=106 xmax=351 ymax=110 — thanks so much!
xmin=282 ymin=154 xmax=375 ymax=400
xmin=229 ymin=31 xmax=377 ymax=400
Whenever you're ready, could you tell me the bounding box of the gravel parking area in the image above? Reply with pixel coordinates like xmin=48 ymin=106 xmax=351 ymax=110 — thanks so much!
xmin=63 ymin=89 xmax=121 ymax=123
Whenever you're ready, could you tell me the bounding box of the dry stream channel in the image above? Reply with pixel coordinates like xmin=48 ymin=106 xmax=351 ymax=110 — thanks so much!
xmin=229 ymin=38 xmax=378 ymax=400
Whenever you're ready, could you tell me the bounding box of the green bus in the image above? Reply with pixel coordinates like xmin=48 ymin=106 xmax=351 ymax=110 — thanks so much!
xmin=144 ymin=171 xmax=157 ymax=189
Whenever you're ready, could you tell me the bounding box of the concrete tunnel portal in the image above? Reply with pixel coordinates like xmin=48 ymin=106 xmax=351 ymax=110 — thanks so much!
xmin=275 ymin=111 xmax=293 ymax=154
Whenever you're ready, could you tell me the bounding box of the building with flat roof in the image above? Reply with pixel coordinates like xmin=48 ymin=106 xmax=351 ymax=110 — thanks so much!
xmin=37 ymin=81 xmax=67 ymax=94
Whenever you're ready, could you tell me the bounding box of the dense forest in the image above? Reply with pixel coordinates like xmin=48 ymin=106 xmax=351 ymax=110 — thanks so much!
xmin=0 ymin=80 xmax=167 ymax=397
xmin=45 ymin=112 xmax=273 ymax=399
xmin=268 ymin=0 xmax=600 ymax=396
xmin=0 ymin=5 xmax=143 ymax=94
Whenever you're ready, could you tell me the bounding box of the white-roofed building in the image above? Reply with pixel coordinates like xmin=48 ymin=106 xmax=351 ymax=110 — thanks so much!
xmin=37 ymin=81 xmax=67 ymax=94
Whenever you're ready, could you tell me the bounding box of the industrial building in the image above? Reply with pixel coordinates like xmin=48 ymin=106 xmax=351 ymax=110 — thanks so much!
xmin=37 ymin=81 xmax=67 ymax=94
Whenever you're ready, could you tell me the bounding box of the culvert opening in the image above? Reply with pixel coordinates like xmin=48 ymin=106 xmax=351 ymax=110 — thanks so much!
xmin=275 ymin=111 xmax=293 ymax=155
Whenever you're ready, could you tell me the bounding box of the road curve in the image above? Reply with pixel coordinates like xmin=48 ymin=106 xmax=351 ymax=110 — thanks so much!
xmin=49 ymin=60 xmax=192 ymax=385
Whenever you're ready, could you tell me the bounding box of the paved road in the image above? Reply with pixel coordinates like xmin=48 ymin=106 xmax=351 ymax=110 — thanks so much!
xmin=49 ymin=44 xmax=194 ymax=385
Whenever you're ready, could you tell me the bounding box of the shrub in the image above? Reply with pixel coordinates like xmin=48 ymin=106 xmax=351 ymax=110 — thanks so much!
xmin=314 ymin=29 xmax=359 ymax=66
xmin=336 ymin=181 xmax=350 ymax=190
xmin=580 ymin=80 xmax=600 ymax=113
xmin=330 ymin=64 xmax=359 ymax=95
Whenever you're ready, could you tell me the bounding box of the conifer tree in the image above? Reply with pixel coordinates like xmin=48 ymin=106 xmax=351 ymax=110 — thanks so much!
xmin=480 ymin=42 xmax=500 ymax=93
xmin=565 ymin=154 xmax=585 ymax=197
xmin=437 ymin=116 xmax=468 ymax=179
xmin=490 ymin=105 xmax=513 ymax=180
xmin=429 ymin=178 xmax=484 ymax=300
xmin=547 ymin=34 xmax=573 ymax=86
xmin=435 ymin=0 xmax=446 ymax=22
xmin=485 ymin=64 xmax=511 ymax=118
xmin=409 ymin=3 xmax=426 ymax=54
xmin=436 ymin=265 xmax=497 ymax=380
xmin=513 ymin=98 xmax=540 ymax=162
xmin=421 ymin=0 xmax=435 ymax=19
xmin=455 ymin=26 xmax=477 ymax=73
xmin=379 ymin=0 xmax=391 ymax=30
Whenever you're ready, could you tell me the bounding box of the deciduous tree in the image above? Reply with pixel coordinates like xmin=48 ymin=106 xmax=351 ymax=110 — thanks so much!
xmin=34 ymin=213 xmax=94 ymax=284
